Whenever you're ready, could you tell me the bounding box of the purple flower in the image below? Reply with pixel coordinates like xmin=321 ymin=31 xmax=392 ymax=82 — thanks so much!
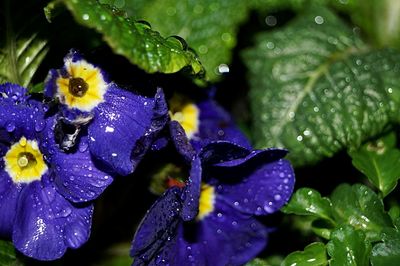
xmin=0 ymin=83 xmax=112 ymax=260
xmin=168 ymin=93 xmax=251 ymax=151
xmin=45 ymin=50 xmax=168 ymax=175
xmin=131 ymin=134 xmax=295 ymax=265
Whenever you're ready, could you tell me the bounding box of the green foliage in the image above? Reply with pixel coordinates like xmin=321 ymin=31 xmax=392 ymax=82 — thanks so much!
xmin=47 ymin=0 xmax=203 ymax=76
xmin=243 ymin=6 xmax=400 ymax=166
xmin=0 ymin=240 xmax=19 ymax=266
xmin=371 ymin=227 xmax=400 ymax=265
xmin=0 ymin=0 xmax=49 ymax=88
xmin=331 ymin=0 xmax=400 ymax=48
xmin=349 ymin=132 xmax=400 ymax=197
xmin=331 ymin=184 xmax=392 ymax=239
xmin=282 ymin=184 xmax=397 ymax=264
xmin=282 ymin=242 xmax=327 ymax=266
xmin=282 ymin=188 xmax=334 ymax=222
xmin=327 ymin=225 xmax=371 ymax=266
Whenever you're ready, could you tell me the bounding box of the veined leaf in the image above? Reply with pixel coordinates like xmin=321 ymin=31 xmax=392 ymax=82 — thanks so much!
xmin=243 ymin=6 xmax=400 ymax=166
xmin=49 ymin=0 xmax=203 ymax=76
xmin=349 ymin=132 xmax=400 ymax=197
xmin=327 ymin=225 xmax=371 ymax=266
xmin=0 ymin=0 xmax=49 ymax=88
xmin=330 ymin=184 xmax=392 ymax=240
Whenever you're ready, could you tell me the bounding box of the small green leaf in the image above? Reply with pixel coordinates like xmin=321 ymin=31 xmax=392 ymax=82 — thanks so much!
xmin=0 ymin=240 xmax=17 ymax=265
xmin=51 ymin=0 xmax=203 ymax=76
xmin=245 ymin=258 xmax=269 ymax=266
xmin=282 ymin=242 xmax=328 ymax=266
xmin=0 ymin=0 xmax=49 ymax=87
xmin=327 ymin=225 xmax=371 ymax=266
xmin=243 ymin=6 xmax=400 ymax=166
xmin=331 ymin=184 xmax=392 ymax=239
xmin=282 ymin=188 xmax=334 ymax=223
xmin=371 ymin=227 xmax=400 ymax=266
xmin=349 ymin=132 xmax=400 ymax=197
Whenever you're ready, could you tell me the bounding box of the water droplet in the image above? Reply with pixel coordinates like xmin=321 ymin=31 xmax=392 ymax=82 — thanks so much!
xmin=265 ymin=15 xmax=277 ymax=26
xmin=6 ymin=122 xmax=15 ymax=132
xmin=274 ymin=194 xmax=282 ymax=201
xmin=35 ymin=120 xmax=45 ymax=132
xmin=218 ymin=64 xmax=230 ymax=74
xmin=296 ymin=135 xmax=303 ymax=142
xmin=82 ymin=14 xmax=90 ymax=20
xmin=266 ymin=41 xmax=275 ymax=49
xmin=314 ymin=16 xmax=324 ymax=24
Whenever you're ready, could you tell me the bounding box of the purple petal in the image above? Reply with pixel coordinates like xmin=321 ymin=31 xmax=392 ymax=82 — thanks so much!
xmin=170 ymin=121 xmax=196 ymax=163
xmin=213 ymin=148 xmax=287 ymax=168
xmin=0 ymin=83 xmax=29 ymax=104
xmin=158 ymin=200 xmax=268 ymax=265
xmin=180 ymin=157 xmax=201 ymax=221
xmin=199 ymin=141 xmax=250 ymax=166
xmin=44 ymin=69 xmax=59 ymax=98
xmin=12 ymin=182 xmax=93 ymax=260
xmin=192 ymin=100 xmax=252 ymax=151
xmin=131 ymin=187 xmax=182 ymax=262
xmin=215 ymin=159 xmax=295 ymax=216
xmin=0 ymin=101 xmax=45 ymax=140
xmin=0 ymin=170 xmax=22 ymax=237
xmin=89 ymin=85 xmax=167 ymax=175
xmin=40 ymin=117 xmax=113 ymax=202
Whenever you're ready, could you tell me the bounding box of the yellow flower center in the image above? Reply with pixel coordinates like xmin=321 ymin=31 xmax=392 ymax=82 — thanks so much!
xmin=197 ymin=184 xmax=215 ymax=220
xmin=56 ymin=59 xmax=107 ymax=112
xmin=4 ymin=137 xmax=48 ymax=184
xmin=169 ymin=94 xmax=199 ymax=139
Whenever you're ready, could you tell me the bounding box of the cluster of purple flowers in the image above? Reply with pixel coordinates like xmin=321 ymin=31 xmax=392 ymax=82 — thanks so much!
xmin=0 ymin=50 xmax=295 ymax=265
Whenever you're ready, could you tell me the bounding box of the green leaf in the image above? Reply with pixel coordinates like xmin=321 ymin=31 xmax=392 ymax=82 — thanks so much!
xmin=133 ymin=0 xmax=252 ymax=82
xmin=245 ymin=258 xmax=269 ymax=266
xmin=242 ymin=6 xmax=400 ymax=166
xmin=0 ymin=240 xmax=18 ymax=265
xmin=50 ymin=0 xmax=203 ymax=76
xmin=327 ymin=225 xmax=371 ymax=266
xmin=349 ymin=132 xmax=400 ymax=197
xmin=0 ymin=0 xmax=49 ymax=88
xmin=282 ymin=188 xmax=334 ymax=223
xmin=282 ymin=242 xmax=328 ymax=266
xmin=371 ymin=227 xmax=400 ymax=266
xmin=330 ymin=184 xmax=392 ymax=239
xmin=331 ymin=0 xmax=400 ymax=48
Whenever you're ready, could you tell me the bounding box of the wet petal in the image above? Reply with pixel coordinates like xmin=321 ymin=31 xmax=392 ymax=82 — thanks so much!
xmin=89 ymin=85 xmax=166 ymax=175
xmin=0 ymin=170 xmax=22 ymax=237
xmin=215 ymin=158 xmax=295 ymax=215
xmin=180 ymin=157 xmax=201 ymax=221
xmin=12 ymin=182 xmax=93 ymax=260
xmin=193 ymin=100 xmax=252 ymax=150
xmin=199 ymin=141 xmax=250 ymax=166
xmin=131 ymin=187 xmax=182 ymax=262
xmin=0 ymin=83 xmax=29 ymax=104
xmin=169 ymin=121 xmax=196 ymax=163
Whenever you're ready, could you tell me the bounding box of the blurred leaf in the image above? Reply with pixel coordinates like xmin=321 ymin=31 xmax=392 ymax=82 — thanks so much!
xmin=243 ymin=6 xmax=400 ymax=166
xmin=330 ymin=184 xmax=392 ymax=239
xmin=311 ymin=219 xmax=334 ymax=239
xmin=327 ymin=225 xmax=371 ymax=266
xmin=98 ymin=243 xmax=132 ymax=266
xmin=349 ymin=132 xmax=400 ymax=197
xmin=245 ymin=258 xmax=269 ymax=266
xmin=49 ymin=0 xmax=203 ymax=76
xmin=388 ymin=205 xmax=400 ymax=226
xmin=0 ymin=0 xmax=49 ymax=88
xmin=371 ymin=227 xmax=400 ymax=266
xmin=282 ymin=188 xmax=334 ymax=223
xmin=331 ymin=0 xmax=400 ymax=48
xmin=0 ymin=240 xmax=18 ymax=266
xmin=282 ymin=242 xmax=328 ymax=266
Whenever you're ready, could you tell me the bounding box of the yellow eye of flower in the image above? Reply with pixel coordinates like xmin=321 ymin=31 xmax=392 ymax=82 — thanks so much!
xmin=169 ymin=94 xmax=199 ymax=139
xmin=4 ymin=137 xmax=48 ymax=184
xmin=56 ymin=59 xmax=107 ymax=112
xmin=197 ymin=184 xmax=215 ymax=221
